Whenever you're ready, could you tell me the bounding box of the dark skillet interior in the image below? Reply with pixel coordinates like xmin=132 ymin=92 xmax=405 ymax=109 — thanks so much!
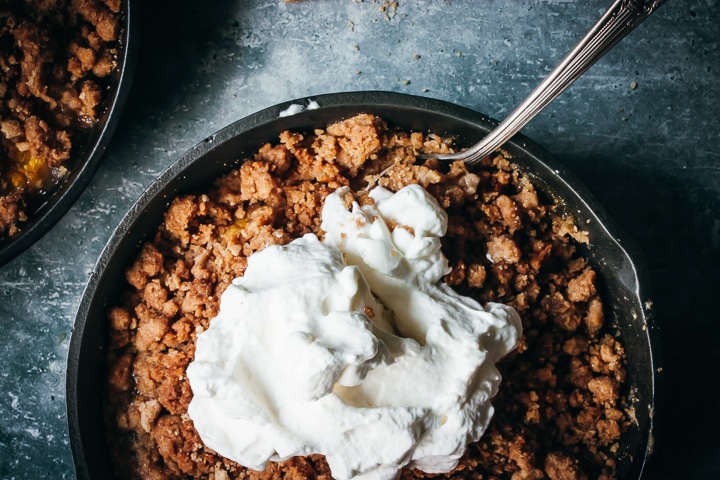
xmin=0 ymin=0 xmax=137 ymax=267
xmin=67 ymin=91 xmax=660 ymax=480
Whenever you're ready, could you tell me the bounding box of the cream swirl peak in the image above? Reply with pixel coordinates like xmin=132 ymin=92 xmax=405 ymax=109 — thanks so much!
xmin=187 ymin=184 xmax=522 ymax=480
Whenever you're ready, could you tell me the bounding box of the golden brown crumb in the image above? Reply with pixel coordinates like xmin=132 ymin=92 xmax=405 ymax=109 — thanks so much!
xmin=105 ymin=115 xmax=630 ymax=480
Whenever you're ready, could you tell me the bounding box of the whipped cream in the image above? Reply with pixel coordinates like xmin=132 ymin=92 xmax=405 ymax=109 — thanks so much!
xmin=187 ymin=184 xmax=522 ymax=480
xmin=278 ymin=100 xmax=320 ymax=117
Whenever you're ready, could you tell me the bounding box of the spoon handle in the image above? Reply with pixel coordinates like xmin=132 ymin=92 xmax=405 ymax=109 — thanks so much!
xmin=441 ymin=0 xmax=667 ymax=165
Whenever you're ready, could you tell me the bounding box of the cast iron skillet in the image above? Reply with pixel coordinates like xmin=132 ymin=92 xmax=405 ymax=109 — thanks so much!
xmin=67 ymin=91 xmax=661 ymax=479
xmin=0 ymin=0 xmax=137 ymax=268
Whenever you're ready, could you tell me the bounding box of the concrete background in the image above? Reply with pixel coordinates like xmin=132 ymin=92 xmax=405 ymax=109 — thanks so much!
xmin=1 ymin=1 xmax=718 ymax=478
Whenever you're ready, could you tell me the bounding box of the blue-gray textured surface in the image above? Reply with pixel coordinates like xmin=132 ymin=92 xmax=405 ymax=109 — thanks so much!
xmin=1 ymin=0 xmax=718 ymax=478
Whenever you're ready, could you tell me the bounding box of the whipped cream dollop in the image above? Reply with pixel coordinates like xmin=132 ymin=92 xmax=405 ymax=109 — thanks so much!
xmin=187 ymin=184 xmax=522 ymax=480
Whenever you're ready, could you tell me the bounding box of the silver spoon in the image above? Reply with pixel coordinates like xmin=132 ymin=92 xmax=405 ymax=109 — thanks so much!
xmin=421 ymin=0 xmax=667 ymax=166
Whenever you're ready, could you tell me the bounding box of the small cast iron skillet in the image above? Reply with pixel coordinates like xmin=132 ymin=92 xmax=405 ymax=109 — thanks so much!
xmin=67 ymin=91 xmax=661 ymax=479
xmin=0 ymin=0 xmax=138 ymax=267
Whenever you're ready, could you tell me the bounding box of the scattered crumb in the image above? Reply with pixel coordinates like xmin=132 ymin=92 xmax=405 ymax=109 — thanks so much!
xmin=379 ymin=0 xmax=398 ymax=21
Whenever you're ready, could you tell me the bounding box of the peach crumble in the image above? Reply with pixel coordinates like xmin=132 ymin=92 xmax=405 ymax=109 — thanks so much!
xmin=105 ymin=114 xmax=629 ymax=480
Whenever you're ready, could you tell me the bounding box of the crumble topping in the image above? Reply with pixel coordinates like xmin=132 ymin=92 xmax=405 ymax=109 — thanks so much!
xmin=105 ymin=114 xmax=628 ymax=480
xmin=0 ymin=0 xmax=121 ymax=237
